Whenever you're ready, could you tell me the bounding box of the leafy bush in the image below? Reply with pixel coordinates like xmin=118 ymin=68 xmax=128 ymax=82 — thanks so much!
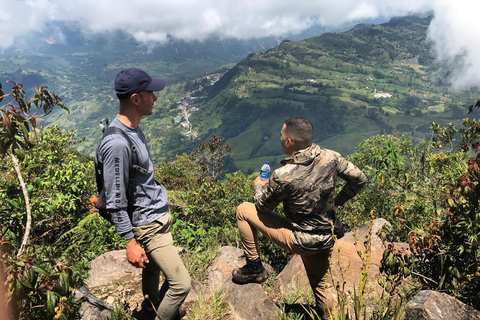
xmin=0 ymin=239 xmax=79 ymax=320
xmin=0 ymin=126 xmax=96 ymax=249
xmin=1 ymin=82 xmax=68 ymax=257
xmin=24 ymin=126 xmax=96 ymax=244
xmin=56 ymin=211 xmax=126 ymax=265
xmin=377 ymin=105 xmax=480 ymax=310
xmin=408 ymin=132 xmax=480 ymax=308
xmin=344 ymin=133 xmax=467 ymax=241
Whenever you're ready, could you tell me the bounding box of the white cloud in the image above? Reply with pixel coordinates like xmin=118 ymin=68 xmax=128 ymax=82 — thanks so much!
xmin=2 ymin=0 xmax=433 ymax=44
xmin=427 ymin=0 xmax=480 ymax=89
xmin=2 ymin=0 xmax=480 ymax=88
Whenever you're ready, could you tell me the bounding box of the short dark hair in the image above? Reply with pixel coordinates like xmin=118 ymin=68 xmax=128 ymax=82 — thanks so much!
xmin=284 ymin=117 xmax=314 ymax=147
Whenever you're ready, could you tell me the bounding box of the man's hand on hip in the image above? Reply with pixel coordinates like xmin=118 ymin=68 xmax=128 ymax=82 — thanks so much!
xmin=125 ymin=238 xmax=149 ymax=268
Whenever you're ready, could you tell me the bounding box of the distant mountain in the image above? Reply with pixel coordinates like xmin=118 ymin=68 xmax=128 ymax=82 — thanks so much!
xmin=0 ymin=21 xmax=283 ymax=93
xmin=1 ymin=15 xmax=476 ymax=174
xmin=146 ymin=14 xmax=476 ymax=173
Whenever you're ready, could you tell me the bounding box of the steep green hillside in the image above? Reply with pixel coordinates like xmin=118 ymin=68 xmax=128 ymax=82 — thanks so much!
xmin=171 ymin=15 xmax=477 ymax=173
xmin=7 ymin=15 xmax=475 ymax=174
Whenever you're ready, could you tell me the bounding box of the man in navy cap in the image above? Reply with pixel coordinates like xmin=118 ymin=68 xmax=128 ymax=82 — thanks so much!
xmin=96 ymin=68 xmax=191 ymax=320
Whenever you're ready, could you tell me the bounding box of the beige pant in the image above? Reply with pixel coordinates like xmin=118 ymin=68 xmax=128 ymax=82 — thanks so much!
xmin=236 ymin=202 xmax=332 ymax=319
xmin=133 ymin=212 xmax=191 ymax=320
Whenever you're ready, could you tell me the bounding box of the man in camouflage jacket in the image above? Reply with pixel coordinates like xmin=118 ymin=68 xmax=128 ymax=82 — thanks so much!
xmin=232 ymin=117 xmax=368 ymax=319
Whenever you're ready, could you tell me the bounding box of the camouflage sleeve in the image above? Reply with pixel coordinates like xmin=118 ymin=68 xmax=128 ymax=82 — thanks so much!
xmin=254 ymin=172 xmax=285 ymax=213
xmin=334 ymin=156 xmax=368 ymax=206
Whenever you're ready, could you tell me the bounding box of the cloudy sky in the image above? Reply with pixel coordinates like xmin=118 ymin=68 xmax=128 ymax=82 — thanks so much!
xmin=1 ymin=0 xmax=479 ymax=88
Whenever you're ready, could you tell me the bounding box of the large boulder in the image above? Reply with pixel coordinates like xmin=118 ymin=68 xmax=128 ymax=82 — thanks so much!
xmin=207 ymin=246 xmax=278 ymax=320
xmin=340 ymin=218 xmax=391 ymax=247
xmin=86 ymin=249 xmax=200 ymax=317
xmin=206 ymin=246 xmax=245 ymax=292
xmin=330 ymin=218 xmax=403 ymax=295
xmin=270 ymin=219 xmax=406 ymax=315
xmin=87 ymin=250 xmax=141 ymax=288
xmin=404 ymin=290 xmax=480 ymax=320
xmin=206 ymin=246 xmax=274 ymax=292
xmin=222 ymin=281 xmax=282 ymax=320
xmin=271 ymin=254 xmax=309 ymax=295
xmin=268 ymin=254 xmax=336 ymax=311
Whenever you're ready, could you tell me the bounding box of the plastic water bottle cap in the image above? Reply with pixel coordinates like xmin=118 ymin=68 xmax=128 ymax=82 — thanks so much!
xmin=265 ymin=161 xmax=269 ymax=164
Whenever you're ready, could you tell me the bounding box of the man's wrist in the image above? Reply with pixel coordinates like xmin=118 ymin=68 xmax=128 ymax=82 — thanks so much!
xmin=123 ymin=230 xmax=135 ymax=241
xmin=126 ymin=238 xmax=137 ymax=247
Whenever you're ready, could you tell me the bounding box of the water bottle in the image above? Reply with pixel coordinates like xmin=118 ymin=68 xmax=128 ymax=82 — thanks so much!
xmin=260 ymin=161 xmax=271 ymax=180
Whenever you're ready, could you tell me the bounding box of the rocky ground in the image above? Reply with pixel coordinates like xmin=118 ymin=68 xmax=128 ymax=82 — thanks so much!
xmin=76 ymin=218 xmax=480 ymax=320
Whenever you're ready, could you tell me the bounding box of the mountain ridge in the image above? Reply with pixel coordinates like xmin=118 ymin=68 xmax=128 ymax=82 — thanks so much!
xmin=3 ymin=14 xmax=476 ymax=174
xmin=165 ymin=14 xmax=475 ymax=173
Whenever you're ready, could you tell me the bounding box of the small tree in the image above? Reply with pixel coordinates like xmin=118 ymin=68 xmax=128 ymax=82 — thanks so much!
xmin=0 ymin=81 xmax=68 ymax=256
xmin=408 ymin=107 xmax=480 ymax=308
xmin=378 ymin=101 xmax=480 ymax=310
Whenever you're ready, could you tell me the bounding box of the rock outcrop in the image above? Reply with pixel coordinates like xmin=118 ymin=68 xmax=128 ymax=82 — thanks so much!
xmin=222 ymin=282 xmax=281 ymax=320
xmin=74 ymin=286 xmax=112 ymax=320
xmin=87 ymin=250 xmax=142 ymax=288
xmin=404 ymin=290 xmax=480 ymax=320
xmin=78 ymin=219 xmax=479 ymax=320
xmin=330 ymin=218 xmax=392 ymax=296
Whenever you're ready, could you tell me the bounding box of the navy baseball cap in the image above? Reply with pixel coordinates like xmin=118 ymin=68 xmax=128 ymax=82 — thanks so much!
xmin=114 ymin=68 xmax=166 ymax=99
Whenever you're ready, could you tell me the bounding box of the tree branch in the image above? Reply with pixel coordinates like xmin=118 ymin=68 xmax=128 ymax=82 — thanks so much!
xmin=10 ymin=151 xmax=32 ymax=257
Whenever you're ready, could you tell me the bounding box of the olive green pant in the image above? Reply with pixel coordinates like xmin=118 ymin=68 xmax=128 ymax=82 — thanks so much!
xmin=133 ymin=212 xmax=191 ymax=320
xmin=236 ymin=202 xmax=332 ymax=320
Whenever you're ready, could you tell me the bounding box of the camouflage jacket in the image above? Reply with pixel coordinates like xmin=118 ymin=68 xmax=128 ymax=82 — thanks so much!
xmin=254 ymin=143 xmax=368 ymax=250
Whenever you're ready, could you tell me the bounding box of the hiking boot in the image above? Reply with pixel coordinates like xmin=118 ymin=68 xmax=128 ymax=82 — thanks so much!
xmin=139 ymin=299 xmax=158 ymax=320
xmin=232 ymin=258 xmax=268 ymax=284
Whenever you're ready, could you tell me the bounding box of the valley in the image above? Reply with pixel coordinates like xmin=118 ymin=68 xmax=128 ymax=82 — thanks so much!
xmin=1 ymin=15 xmax=478 ymax=175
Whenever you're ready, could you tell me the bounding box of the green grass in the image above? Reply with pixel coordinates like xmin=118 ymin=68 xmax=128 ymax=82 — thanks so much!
xmin=188 ymin=290 xmax=230 ymax=320
xmin=427 ymin=103 xmax=445 ymax=112
xmin=382 ymin=106 xmax=400 ymax=114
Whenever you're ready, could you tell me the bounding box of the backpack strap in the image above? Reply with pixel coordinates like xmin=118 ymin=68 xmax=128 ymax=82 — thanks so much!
xmin=94 ymin=126 xmax=141 ymax=218
xmin=100 ymin=126 xmax=139 ymax=184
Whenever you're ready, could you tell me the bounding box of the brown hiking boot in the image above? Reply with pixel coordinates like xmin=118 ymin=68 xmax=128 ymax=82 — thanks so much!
xmin=232 ymin=258 xmax=268 ymax=284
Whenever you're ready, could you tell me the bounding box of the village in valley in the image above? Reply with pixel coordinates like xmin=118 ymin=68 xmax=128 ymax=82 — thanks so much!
xmin=169 ymin=72 xmax=225 ymax=138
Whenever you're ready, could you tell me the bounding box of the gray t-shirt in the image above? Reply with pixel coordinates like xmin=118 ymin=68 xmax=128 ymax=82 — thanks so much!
xmin=97 ymin=117 xmax=168 ymax=239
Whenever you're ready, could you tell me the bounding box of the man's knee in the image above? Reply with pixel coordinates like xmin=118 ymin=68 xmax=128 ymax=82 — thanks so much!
xmin=183 ymin=278 xmax=192 ymax=295
xmin=175 ymin=277 xmax=192 ymax=296
xmin=236 ymin=202 xmax=255 ymax=221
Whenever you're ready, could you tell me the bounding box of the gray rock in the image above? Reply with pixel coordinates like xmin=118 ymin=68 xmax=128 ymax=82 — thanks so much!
xmin=404 ymin=290 xmax=480 ymax=320
xmin=74 ymin=286 xmax=112 ymax=320
xmin=341 ymin=218 xmax=391 ymax=246
xmin=184 ymin=279 xmax=203 ymax=307
xmin=222 ymin=281 xmax=281 ymax=320
xmin=206 ymin=246 xmax=274 ymax=292
xmin=271 ymin=255 xmax=309 ymax=296
xmin=207 ymin=246 xmax=245 ymax=291
xmin=87 ymin=249 xmax=141 ymax=288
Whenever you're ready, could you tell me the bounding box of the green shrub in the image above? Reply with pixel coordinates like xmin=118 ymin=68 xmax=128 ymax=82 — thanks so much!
xmin=408 ymin=151 xmax=480 ymax=308
xmin=344 ymin=134 xmax=467 ymax=242
xmin=1 ymin=239 xmax=79 ymax=320
xmin=379 ymin=107 xmax=480 ymax=310
xmin=0 ymin=126 xmax=96 ymax=249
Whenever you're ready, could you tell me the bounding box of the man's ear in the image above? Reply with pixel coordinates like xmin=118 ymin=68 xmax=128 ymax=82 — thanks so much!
xmin=286 ymin=137 xmax=294 ymax=147
xmin=130 ymin=93 xmax=140 ymax=106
